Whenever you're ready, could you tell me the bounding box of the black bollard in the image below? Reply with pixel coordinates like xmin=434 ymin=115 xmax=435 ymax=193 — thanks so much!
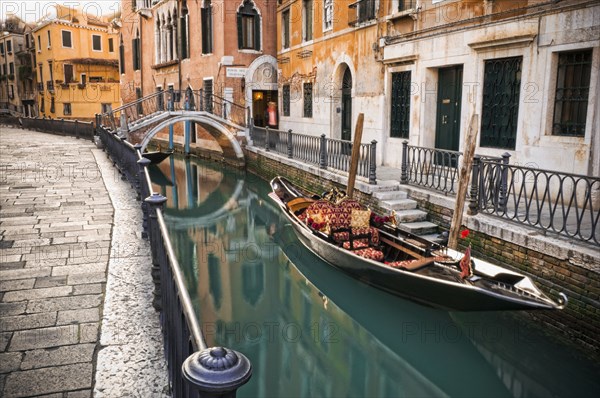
xmin=182 ymin=346 xmax=252 ymax=398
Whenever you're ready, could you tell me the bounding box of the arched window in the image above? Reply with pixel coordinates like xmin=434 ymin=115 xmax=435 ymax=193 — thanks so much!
xmin=171 ymin=9 xmax=178 ymax=60
xmin=201 ymin=0 xmax=213 ymax=54
xmin=119 ymin=34 xmax=125 ymax=74
xmin=180 ymin=0 xmax=189 ymax=59
xmin=155 ymin=18 xmax=161 ymax=64
xmin=237 ymin=0 xmax=260 ymax=51
xmin=132 ymin=29 xmax=141 ymax=71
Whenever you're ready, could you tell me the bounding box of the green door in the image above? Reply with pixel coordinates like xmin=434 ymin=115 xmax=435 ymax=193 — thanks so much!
xmin=435 ymin=66 xmax=463 ymax=152
xmin=341 ymin=68 xmax=352 ymax=154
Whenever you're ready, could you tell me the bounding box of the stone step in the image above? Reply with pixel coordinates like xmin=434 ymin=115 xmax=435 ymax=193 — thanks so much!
xmin=393 ymin=209 xmax=428 ymax=223
xmin=398 ymin=221 xmax=439 ymax=235
xmin=419 ymin=233 xmax=448 ymax=245
xmin=373 ymin=190 xmax=407 ymax=200
xmin=380 ymin=198 xmax=417 ymax=211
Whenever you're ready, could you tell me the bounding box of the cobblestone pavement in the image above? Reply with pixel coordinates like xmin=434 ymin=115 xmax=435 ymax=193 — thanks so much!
xmin=0 ymin=127 xmax=168 ymax=397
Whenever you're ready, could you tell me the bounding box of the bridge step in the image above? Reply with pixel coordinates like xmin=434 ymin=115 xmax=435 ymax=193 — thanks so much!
xmin=380 ymin=198 xmax=416 ymax=211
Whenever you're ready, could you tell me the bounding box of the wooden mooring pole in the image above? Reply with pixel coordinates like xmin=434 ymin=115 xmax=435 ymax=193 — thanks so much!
xmin=347 ymin=113 xmax=364 ymax=199
xmin=448 ymin=114 xmax=479 ymax=249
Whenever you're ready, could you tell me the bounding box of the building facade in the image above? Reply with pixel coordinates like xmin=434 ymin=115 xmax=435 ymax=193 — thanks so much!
xmin=119 ymin=0 xmax=277 ymax=150
xmin=33 ymin=6 xmax=120 ymax=121
xmin=276 ymin=0 xmax=599 ymax=177
xmin=0 ymin=17 xmax=34 ymax=116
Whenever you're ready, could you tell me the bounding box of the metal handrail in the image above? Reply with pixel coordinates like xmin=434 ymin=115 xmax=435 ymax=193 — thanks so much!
xmin=156 ymin=209 xmax=207 ymax=350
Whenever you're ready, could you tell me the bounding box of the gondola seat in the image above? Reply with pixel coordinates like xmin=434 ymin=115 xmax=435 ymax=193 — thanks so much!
xmin=354 ymin=248 xmax=385 ymax=262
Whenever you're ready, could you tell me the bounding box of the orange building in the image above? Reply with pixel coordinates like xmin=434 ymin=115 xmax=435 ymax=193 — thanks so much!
xmin=33 ymin=5 xmax=120 ymax=121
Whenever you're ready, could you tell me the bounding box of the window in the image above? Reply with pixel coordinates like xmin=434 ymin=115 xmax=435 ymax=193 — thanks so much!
xmin=64 ymin=64 xmax=74 ymax=83
xmin=0 ymin=42 xmax=4 ymax=56
xmin=132 ymin=30 xmax=141 ymax=71
xmin=181 ymin=0 xmax=189 ymax=59
xmin=61 ymin=30 xmax=72 ymax=48
xmin=390 ymin=72 xmax=411 ymax=138
xmin=201 ymin=1 xmax=213 ymax=54
xmin=48 ymin=61 xmax=54 ymax=82
xmin=9 ymin=85 xmax=14 ymax=99
xmin=40 ymin=97 xmax=45 ymax=113
xmin=204 ymin=79 xmax=213 ymax=113
xmin=350 ymin=0 xmax=376 ymax=25
xmin=282 ymin=9 xmax=290 ymax=49
xmin=323 ymin=0 xmax=333 ymax=31
xmin=303 ymin=0 xmax=313 ymax=42
xmin=63 ymin=103 xmax=71 ymax=115
xmin=552 ymin=49 xmax=592 ymax=137
xmin=6 ymin=39 xmax=12 ymax=53
xmin=282 ymin=85 xmax=290 ymax=117
xmin=119 ymin=36 xmax=125 ymax=74
xmin=9 ymin=62 xmax=14 ymax=75
xmin=92 ymin=35 xmax=102 ymax=51
xmin=101 ymin=103 xmax=111 ymax=113
xmin=47 ymin=31 xmax=51 ymax=47
xmin=108 ymin=38 xmax=114 ymax=52
xmin=303 ymin=83 xmax=313 ymax=118
xmin=2 ymin=64 xmax=5 ymax=75
xmin=237 ymin=0 xmax=260 ymax=51
xmin=480 ymin=57 xmax=522 ymax=149
xmin=80 ymin=74 xmax=86 ymax=84
xmin=37 ymin=35 xmax=41 ymax=51
xmin=38 ymin=63 xmax=43 ymax=83
xmin=399 ymin=0 xmax=416 ymax=12
xmin=50 ymin=96 xmax=55 ymax=113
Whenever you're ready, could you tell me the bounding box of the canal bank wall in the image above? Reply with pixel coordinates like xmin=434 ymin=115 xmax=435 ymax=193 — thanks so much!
xmin=242 ymin=145 xmax=600 ymax=359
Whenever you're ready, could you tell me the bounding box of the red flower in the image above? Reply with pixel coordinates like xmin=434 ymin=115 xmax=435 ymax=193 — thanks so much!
xmin=460 ymin=229 xmax=470 ymax=239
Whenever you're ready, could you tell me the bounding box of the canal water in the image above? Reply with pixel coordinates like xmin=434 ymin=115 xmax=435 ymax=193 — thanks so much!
xmin=150 ymin=155 xmax=599 ymax=398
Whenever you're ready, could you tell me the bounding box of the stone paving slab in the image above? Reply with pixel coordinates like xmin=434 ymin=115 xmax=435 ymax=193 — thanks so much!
xmin=0 ymin=127 xmax=169 ymax=397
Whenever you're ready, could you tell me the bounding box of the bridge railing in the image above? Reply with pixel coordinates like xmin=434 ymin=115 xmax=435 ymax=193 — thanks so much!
xmin=250 ymin=125 xmax=377 ymax=185
xmin=99 ymin=89 xmax=248 ymax=134
xmin=96 ymin=123 xmax=253 ymax=396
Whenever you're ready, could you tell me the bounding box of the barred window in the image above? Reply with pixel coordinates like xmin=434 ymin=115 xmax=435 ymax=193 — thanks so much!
xmin=390 ymin=71 xmax=411 ymax=138
xmin=282 ymin=85 xmax=290 ymax=117
xmin=303 ymin=83 xmax=312 ymax=118
xmin=480 ymin=56 xmax=522 ymax=149
xmin=552 ymin=49 xmax=592 ymax=136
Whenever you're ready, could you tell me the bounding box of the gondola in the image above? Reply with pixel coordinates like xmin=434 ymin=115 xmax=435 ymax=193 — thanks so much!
xmin=269 ymin=176 xmax=567 ymax=311
xmin=143 ymin=149 xmax=173 ymax=164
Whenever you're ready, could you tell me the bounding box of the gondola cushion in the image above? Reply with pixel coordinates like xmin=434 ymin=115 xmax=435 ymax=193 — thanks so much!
xmin=342 ymin=240 xmax=369 ymax=250
xmin=354 ymin=248 xmax=384 ymax=262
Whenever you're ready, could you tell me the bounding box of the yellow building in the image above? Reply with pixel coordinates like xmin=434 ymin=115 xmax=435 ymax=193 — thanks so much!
xmin=33 ymin=6 xmax=120 ymax=121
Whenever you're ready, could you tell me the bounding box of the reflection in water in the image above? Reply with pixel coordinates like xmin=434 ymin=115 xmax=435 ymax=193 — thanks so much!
xmin=150 ymin=156 xmax=600 ymax=398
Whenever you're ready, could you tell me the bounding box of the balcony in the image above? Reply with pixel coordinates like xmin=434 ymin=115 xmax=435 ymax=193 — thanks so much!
xmin=349 ymin=0 xmax=377 ymax=26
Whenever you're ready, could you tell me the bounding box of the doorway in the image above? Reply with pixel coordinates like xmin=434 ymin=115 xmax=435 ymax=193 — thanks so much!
xmin=341 ymin=68 xmax=352 ymax=153
xmin=435 ymin=66 xmax=463 ymax=153
xmin=252 ymin=90 xmax=278 ymax=128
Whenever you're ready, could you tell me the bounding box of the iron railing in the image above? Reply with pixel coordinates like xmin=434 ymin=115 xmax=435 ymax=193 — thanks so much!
xmin=251 ymin=125 xmax=377 ymax=185
xmin=96 ymin=123 xmax=253 ymax=396
xmin=400 ymin=142 xmax=503 ymax=195
xmin=18 ymin=117 xmax=94 ymax=140
xmin=400 ymin=141 xmax=599 ymax=245
xmin=471 ymin=157 xmax=599 ymax=245
xmin=99 ymin=88 xmax=248 ymax=134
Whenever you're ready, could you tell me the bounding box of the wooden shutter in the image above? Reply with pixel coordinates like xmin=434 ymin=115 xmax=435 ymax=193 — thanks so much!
xmin=237 ymin=13 xmax=243 ymax=49
xmin=254 ymin=16 xmax=260 ymax=50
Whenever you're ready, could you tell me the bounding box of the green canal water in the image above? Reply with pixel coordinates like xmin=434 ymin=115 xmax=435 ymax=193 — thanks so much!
xmin=149 ymin=155 xmax=599 ymax=398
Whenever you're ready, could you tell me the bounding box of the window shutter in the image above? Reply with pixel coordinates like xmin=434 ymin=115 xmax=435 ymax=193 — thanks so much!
xmin=237 ymin=13 xmax=243 ymax=49
xmin=119 ymin=43 xmax=125 ymax=74
xmin=132 ymin=39 xmax=137 ymax=70
xmin=254 ymin=16 xmax=260 ymax=50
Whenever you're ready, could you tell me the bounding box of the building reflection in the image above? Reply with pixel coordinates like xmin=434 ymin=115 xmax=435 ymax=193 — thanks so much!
xmin=149 ymin=155 xmax=598 ymax=398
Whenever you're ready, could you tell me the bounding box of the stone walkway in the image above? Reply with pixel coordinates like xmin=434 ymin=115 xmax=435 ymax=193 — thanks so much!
xmin=0 ymin=127 xmax=168 ymax=397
